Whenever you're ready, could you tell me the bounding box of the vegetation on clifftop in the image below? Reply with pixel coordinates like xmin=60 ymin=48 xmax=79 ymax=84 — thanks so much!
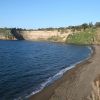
xmin=0 ymin=28 xmax=14 ymax=39
xmin=66 ymin=28 xmax=96 ymax=44
xmin=0 ymin=22 xmax=100 ymax=43
xmin=66 ymin=22 xmax=100 ymax=45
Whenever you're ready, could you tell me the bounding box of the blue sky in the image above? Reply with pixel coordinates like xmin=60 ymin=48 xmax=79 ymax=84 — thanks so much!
xmin=0 ymin=0 xmax=100 ymax=29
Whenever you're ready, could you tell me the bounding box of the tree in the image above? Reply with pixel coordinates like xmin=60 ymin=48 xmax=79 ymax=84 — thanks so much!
xmin=81 ymin=23 xmax=89 ymax=30
xmin=71 ymin=26 xmax=75 ymax=32
xmin=89 ymin=22 xmax=93 ymax=28
xmin=75 ymin=26 xmax=82 ymax=31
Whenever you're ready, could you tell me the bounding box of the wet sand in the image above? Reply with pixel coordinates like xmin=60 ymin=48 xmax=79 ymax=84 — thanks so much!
xmin=29 ymin=45 xmax=100 ymax=100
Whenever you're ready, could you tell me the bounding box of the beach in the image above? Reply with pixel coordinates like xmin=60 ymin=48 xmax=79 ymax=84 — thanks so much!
xmin=29 ymin=45 xmax=100 ymax=100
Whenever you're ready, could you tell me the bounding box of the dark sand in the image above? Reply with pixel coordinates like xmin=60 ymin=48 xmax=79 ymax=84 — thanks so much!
xmin=29 ymin=45 xmax=100 ymax=100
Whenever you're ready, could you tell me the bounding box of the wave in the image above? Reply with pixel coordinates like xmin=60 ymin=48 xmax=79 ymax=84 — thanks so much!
xmin=24 ymin=64 xmax=75 ymax=99
xmin=16 ymin=46 xmax=93 ymax=100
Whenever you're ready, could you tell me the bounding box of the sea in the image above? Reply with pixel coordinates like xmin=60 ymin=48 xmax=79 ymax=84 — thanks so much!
xmin=0 ymin=40 xmax=92 ymax=100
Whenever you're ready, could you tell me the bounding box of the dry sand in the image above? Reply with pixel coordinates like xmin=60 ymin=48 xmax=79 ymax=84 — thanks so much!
xmin=29 ymin=45 xmax=100 ymax=100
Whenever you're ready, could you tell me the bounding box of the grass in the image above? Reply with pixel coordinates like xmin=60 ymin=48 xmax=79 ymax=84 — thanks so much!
xmin=95 ymin=28 xmax=100 ymax=44
xmin=66 ymin=28 xmax=96 ymax=45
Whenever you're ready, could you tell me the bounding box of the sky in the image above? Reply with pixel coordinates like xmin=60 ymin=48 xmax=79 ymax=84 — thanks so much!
xmin=0 ymin=0 xmax=100 ymax=29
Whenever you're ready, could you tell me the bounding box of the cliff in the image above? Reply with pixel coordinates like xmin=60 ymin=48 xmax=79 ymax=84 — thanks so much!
xmin=0 ymin=29 xmax=72 ymax=42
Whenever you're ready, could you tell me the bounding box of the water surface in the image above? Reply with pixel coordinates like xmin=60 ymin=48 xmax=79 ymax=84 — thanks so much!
xmin=0 ymin=40 xmax=91 ymax=100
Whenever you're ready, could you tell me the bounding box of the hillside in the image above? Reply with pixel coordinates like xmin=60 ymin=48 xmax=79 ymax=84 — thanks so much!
xmin=0 ymin=22 xmax=100 ymax=44
xmin=0 ymin=28 xmax=72 ymax=42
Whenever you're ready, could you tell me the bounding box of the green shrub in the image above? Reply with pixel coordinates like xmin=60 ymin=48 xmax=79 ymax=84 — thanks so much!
xmin=66 ymin=28 xmax=96 ymax=44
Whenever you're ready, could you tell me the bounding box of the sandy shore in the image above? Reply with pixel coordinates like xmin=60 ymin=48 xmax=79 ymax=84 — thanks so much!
xmin=29 ymin=45 xmax=100 ymax=100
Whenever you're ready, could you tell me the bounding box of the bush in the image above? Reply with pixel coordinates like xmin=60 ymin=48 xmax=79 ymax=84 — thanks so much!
xmin=66 ymin=28 xmax=96 ymax=44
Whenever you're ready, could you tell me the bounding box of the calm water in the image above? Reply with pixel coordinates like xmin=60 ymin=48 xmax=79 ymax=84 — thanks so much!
xmin=0 ymin=40 xmax=91 ymax=100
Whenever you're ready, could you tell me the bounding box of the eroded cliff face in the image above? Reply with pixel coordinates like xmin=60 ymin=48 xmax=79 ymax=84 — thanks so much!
xmin=0 ymin=29 xmax=72 ymax=42
xmin=19 ymin=30 xmax=71 ymax=42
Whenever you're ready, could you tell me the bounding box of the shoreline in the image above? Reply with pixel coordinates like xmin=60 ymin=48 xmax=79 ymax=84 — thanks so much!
xmin=29 ymin=45 xmax=98 ymax=100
